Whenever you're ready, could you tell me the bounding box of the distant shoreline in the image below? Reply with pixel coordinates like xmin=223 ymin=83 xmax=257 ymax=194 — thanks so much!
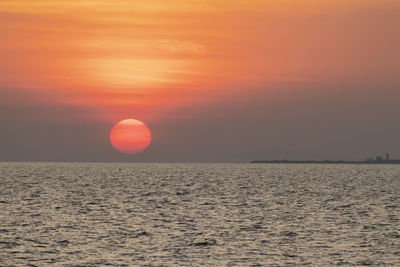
xmin=251 ymin=160 xmax=400 ymax=164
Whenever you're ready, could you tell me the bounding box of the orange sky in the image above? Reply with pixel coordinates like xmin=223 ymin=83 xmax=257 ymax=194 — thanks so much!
xmin=1 ymin=0 xmax=400 ymax=161
xmin=2 ymin=0 xmax=399 ymax=124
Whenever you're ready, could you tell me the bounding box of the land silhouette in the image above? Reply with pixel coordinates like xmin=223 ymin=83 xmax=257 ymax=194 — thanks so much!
xmin=252 ymin=154 xmax=400 ymax=164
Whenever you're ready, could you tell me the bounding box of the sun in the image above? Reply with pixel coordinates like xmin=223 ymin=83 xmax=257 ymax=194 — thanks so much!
xmin=110 ymin=119 xmax=151 ymax=154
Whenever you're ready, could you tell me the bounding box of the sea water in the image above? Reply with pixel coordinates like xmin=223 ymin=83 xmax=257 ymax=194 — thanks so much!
xmin=0 ymin=163 xmax=399 ymax=266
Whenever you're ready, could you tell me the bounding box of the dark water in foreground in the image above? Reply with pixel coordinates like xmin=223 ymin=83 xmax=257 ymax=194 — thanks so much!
xmin=0 ymin=163 xmax=399 ymax=266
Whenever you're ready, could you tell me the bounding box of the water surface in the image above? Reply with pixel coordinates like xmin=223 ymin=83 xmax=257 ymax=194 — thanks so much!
xmin=1 ymin=163 xmax=399 ymax=266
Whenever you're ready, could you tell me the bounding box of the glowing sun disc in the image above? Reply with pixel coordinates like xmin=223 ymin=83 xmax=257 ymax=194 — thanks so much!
xmin=110 ymin=119 xmax=151 ymax=154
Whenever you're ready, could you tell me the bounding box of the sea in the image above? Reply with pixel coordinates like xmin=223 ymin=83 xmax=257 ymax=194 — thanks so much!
xmin=0 ymin=162 xmax=399 ymax=266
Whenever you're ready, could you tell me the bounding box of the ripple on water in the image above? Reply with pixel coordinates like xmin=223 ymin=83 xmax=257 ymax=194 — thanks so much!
xmin=0 ymin=162 xmax=399 ymax=266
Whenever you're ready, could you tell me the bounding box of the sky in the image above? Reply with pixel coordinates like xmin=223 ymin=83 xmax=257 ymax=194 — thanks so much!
xmin=1 ymin=0 xmax=399 ymax=162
